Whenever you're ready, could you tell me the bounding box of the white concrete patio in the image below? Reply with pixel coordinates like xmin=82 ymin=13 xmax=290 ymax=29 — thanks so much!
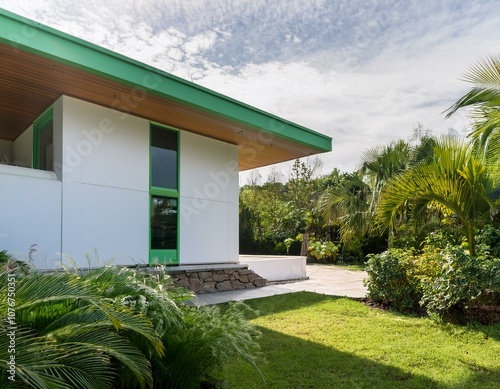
xmin=193 ymin=264 xmax=368 ymax=305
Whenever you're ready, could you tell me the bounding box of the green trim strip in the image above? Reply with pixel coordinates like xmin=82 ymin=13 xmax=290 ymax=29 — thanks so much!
xmin=149 ymin=249 xmax=178 ymax=265
xmin=0 ymin=8 xmax=332 ymax=153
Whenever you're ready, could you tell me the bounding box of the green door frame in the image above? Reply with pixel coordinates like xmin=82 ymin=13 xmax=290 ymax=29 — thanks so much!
xmin=32 ymin=106 xmax=54 ymax=170
xmin=149 ymin=123 xmax=180 ymax=265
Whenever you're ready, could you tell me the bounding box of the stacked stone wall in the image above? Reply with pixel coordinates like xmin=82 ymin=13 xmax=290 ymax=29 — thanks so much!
xmin=169 ymin=267 xmax=267 ymax=293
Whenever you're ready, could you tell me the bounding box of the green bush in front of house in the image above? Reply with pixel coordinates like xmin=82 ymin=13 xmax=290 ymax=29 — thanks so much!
xmin=152 ymin=302 xmax=261 ymax=389
xmin=0 ymin=252 xmax=262 ymax=389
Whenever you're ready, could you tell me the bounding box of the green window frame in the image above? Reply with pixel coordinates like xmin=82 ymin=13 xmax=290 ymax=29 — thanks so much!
xmin=33 ymin=107 xmax=54 ymax=171
xmin=149 ymin=123 xmax=180 ymax=265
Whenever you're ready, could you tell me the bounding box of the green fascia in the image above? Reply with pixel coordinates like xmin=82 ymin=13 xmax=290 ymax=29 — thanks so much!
xmin=0 ymin=8 xmax=332 ymax=153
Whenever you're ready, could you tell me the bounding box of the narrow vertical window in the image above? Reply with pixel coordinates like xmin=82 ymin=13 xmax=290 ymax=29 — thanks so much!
xmin=33 ymin=107 xmax=54 ymax=171
xmin=149 ymin=124 xmax=179 ymax=265
xmin=151 ymin=196 xmax=178 ymax=250
xmin=151 ymin=125 xmax=178 ymax=189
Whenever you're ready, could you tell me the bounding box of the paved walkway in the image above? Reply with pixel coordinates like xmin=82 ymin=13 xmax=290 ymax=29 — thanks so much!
xmin=194 ymin=264 xmax=368 ymax=305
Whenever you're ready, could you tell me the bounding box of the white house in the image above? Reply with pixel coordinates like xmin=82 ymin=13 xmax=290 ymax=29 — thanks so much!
xmin=0 ymin=9 xmax=331 ymax=270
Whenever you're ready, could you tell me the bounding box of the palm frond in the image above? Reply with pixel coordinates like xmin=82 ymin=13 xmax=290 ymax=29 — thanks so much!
xmin=462 ymin=55 xmax=500 ymax=87
xmin=376 ymin=136 xmax=494 ymax=255
xmin=447 ymin=55 xmax=500 ymax=116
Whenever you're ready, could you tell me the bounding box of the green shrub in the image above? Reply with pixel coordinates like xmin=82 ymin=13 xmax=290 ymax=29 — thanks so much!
xmin=364 ymin=248 xmax=422 ymax=312
xmin=0 ymin=265 xmax=162 ymax=389
xmin=476 ymin=224 xmax=500 ymax=258
xmin=153 ymin=303 xmax=262 ymax=389
xmin=419 ymin=246 xmax=490 ymax=320
xmin=308 ymin=239 xmax=339 ymax=262
xmin=366 ymin=241 xmax=500 ymax=322
xmin=486 ymin=257 xmax=500 ymax=293
xmin=0 ymin=254 xmax=263 ymax=389
xmin=391 ymin=221 xmax=463 ymax=252
xmin=0 ymin=249 xmax=30 ymax=274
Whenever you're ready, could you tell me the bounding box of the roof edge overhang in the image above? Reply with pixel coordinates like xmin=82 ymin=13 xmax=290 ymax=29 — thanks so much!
xmin=0 ymin=8 xmax=332 ymax=167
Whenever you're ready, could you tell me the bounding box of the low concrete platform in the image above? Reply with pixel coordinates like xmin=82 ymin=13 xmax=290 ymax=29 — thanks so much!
xmin=163 ymin=263 xmax=245 ymax=274
xmin=193 ymin=264 xmax=368 ymax=305
xmin=241 ymin=255 xmax=307 ymax=282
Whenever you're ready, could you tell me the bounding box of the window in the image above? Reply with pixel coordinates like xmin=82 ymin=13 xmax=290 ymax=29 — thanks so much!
xmin=149 ymin=124 xmax=179 ymax=265
xmin=151 ymin=125 xmax=178 ymax=190
xmin=33 ymin=107 xmax=54 ymax=171
xmin=151 ymin=196 xmax=177 ymax=250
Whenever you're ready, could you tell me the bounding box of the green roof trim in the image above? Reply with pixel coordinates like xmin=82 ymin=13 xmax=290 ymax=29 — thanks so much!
xmin=0 ymin=8 xmax=332 ymax=152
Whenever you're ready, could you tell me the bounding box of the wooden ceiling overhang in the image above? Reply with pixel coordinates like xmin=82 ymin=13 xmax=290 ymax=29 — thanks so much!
xmin=0 ymin=9 xmax=331 ymax=171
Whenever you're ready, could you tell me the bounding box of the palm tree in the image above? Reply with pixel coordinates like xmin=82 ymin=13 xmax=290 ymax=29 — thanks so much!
xmin=360 ymin=139 xmax=413 ymax=213
xmin=321 ymin=172 xmax=371 ymax=252
xmin=445 ymin=55 xmax=500 ymax=158
xmin=0 ymin=255 xmax=263 ymax=389
xmin=0 ymin=262 xmax=175 ymax=388
xmin=376 ymin=136 xmax=494 ymax=256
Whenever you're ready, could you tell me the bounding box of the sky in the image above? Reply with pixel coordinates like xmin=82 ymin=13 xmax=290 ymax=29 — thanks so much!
xmin=1 ymin=0 xmax=500 ymax=184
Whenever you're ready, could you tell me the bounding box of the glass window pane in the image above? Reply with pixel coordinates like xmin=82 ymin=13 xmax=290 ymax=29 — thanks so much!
xmin=151 ymin=196 xmax=177 ymax=250
xmin=151 ymin=126 xmax=178 ymax=189
xmin=38 ymin=119 xmax=53 ymax=171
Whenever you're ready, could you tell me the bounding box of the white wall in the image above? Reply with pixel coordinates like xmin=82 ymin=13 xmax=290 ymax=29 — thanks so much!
xmin=60 ymin=96 xmax=150 ymax=267
xmin=0 ymin=139 xmax=12 ymax=164
xmin=1 ymin=95 xmax=241 ymax=268
xmin=12 ymin=125 xmax=33 ymax=168
xmin=0 ymin=165 xmax=62 ymax=268
xmin=179 ymin=132 xmax=239 ymax=264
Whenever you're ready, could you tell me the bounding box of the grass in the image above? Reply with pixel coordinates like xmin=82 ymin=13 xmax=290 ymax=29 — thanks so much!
xmin=215 ymin=292 xmax=500 ymax=389
xmin=330 ymin=262 xmax=366 ymax=271
xmin=307 ymin=260 xmax=366 ymax=271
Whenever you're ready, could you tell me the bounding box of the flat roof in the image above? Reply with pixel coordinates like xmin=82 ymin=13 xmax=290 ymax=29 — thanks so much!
xmin=0 ymin=8 xmax=332 ymax=170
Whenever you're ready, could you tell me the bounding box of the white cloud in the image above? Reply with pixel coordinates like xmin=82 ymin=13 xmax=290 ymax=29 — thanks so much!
xmin=184 ymin=31 xmax=218 ymax=55
xmin=1 ymin=0 xmax=500 ymax=182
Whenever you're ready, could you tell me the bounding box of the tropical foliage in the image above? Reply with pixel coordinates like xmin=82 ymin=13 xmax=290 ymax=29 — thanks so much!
xmin=375 ymin=136 xmax=495 ymax=256
xmin=4 ymin=53 xmax=500 ymax=388
xmin=0 ymin=253 xmax=262 ymax=388
xmin=241 ymin=57 xmax=500 ymax=248
xmin=240 ymin=55 xmax=500 ymax=324
xmin=445 ymin=55 xmax=500 ymax=155
xmin=365 ymin=231 xmax=500 ymax=322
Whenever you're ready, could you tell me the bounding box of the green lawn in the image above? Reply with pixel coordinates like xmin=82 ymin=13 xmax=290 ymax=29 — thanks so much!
xmin=330 ymin=262 xmax=366 ymax=271
xmin=215 ymin=292 xmax=500 ymax=389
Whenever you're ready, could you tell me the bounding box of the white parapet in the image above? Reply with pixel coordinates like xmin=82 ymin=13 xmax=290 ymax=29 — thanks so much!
xmin=239 ymin=255 xmax=307 ymax=282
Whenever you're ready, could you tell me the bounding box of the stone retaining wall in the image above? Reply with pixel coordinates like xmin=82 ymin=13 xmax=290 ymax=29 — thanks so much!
xmin=169 ymin=267 xmax=267 ymax=294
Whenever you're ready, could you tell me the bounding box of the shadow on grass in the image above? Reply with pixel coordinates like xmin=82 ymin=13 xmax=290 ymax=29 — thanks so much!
xmin=220 ymin=326 xmax=500 ymax=389
xmin=221 ymin=326 xmax=440 ymax=389
xmin=218 ymin=292 xmax=500 ymax=388
xmin=457 ymin=361 xmax=500 ymax=389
